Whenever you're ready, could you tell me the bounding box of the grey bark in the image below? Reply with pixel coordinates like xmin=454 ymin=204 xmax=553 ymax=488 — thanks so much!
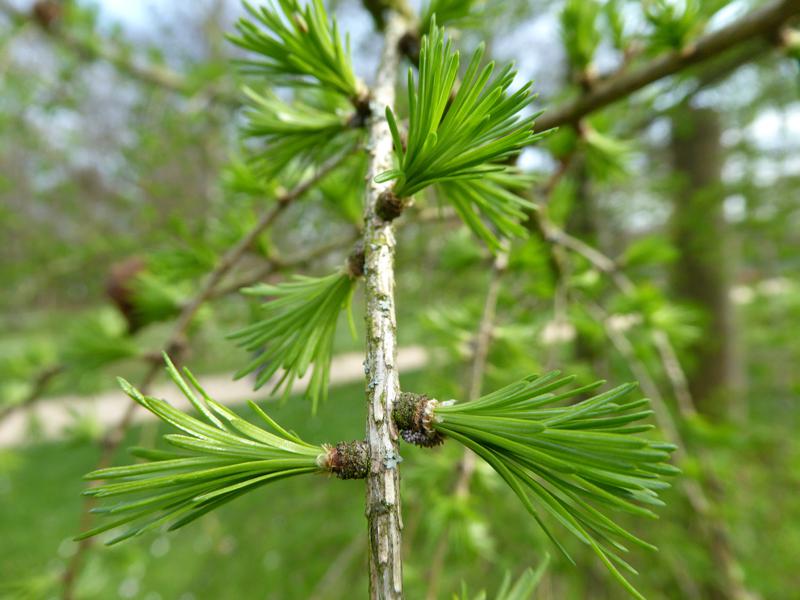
xmin=362 ymin=12 xmax=407 ymax=600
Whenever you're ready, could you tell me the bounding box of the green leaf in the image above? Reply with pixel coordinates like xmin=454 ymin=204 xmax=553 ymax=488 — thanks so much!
xmin=621 ymin=236 xmax=678 ymax=268
xmin=229 ymin=0 xmax=363 ymax=102
xmin=228 ymin=269 xmax=357 ymax=411
xmin=60 ymin=311 xmax=139 ymax=371
xmin=420 ymin=0 xmax=488 ymax=33
xmin=374 ymin=169 xmax=402 ymax=184
xmin=454 ymin=555 xmax=550 ymax=600
xmin=76 ymin=362 xmax=323 ymax=544
xmin=377 ymin=21 xmax=547 ymax=199
xmin=437 ymin=168 xmax=535 ymax=252
xmin=560 ymin=0 xmax=601 ymax=71
xmin=431 ymin=372 xmax=678 ymax=599
xmin=241 ymin=87 xmax=361 ymax=177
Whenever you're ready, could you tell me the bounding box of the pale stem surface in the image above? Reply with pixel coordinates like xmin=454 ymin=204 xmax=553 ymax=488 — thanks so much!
xmin=361 ymin=12 xmax=407 ymax=600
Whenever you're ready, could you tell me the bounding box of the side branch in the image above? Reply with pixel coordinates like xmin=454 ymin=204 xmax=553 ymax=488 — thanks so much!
xmin=0 ymin=364 xmax=63 ymax=423
xmin=424 ymin=252 xmax=507 ymax=600
xmin=361 ymin=13 xmax=407 ymax=600
xmin=0 ymin=0 xmax=238 ymax=105
xmin=534 ymin=0 xmax=800 ymax=132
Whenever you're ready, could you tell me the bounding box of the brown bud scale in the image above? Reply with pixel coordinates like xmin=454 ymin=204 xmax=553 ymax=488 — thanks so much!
xmin=375 ymin=190 xmax=405 ymax=221
xmin=392 ymin=392 xmax=444 ymax=448
xmin=324 ymin=440 xmax=369 ymax=480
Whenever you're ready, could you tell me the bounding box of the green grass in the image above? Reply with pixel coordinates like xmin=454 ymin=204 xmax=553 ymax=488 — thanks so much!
xmin=0 ymin=372 xmax=545 ymax=599
xmin=0 ymin=376 xmax=367 ymax=599
xmin=0 ymin=365 xmax=576 ymax=599
xmin=3 ymin=365 xmax=797 ymax=599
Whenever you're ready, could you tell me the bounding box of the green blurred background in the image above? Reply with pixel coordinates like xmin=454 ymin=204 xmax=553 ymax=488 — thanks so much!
xmin=1 ymin=0 xmax=799 ymax=598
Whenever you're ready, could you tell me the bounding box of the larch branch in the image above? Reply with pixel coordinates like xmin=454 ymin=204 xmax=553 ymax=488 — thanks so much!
xmin=534 ymin=0 xmax=800 ymax=132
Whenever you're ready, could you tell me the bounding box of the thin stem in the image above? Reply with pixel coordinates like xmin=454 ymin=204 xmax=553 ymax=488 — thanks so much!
xmin=167 ymin=148 xmax=354 ymax=347
xmin=0 ymin=364 xmax=63 ymax=424
xmin=60 ymin=149 xmax=351 ymax=600
xmin=0 ymin=0 xmax=238 ymax=105
xmin=1 ymin=232 xmax=358 ymax=435
xmin=540 ymin=217 xmax=699 ymax=416
xmin=308 ymin=531 xmax=367 ymax=600
xmin=211 ymin=229 xmax=361 ymax=299
xmin=424 ymin=252 xmax=507 ymax=600
xmin=361 ymin=12 xmax=408 ymax=600
xmin=585 ymin=300 xmax=752 ymax=600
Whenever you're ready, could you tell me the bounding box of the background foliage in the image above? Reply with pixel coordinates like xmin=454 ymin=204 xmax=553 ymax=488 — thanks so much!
xmin=1 ymin=0 xmax=799 ymax=598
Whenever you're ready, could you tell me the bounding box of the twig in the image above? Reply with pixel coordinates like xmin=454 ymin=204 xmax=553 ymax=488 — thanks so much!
xmin=2 ymin=230 xmax=359 ymax=430
xmin=0 ymin=0 xmax=238 ymax=105
xmin=424 ymin=252 xmax=508 ymax=600
xmin=211 ymin=229 xmax=361 ymax=298
xmin=630 ymin=40 xmax=772 ymax=134
xmin=540 ymin=217 xmax=699 ymax=416
xmin=0 ymin=364 xmax=63 ymax=423
xmin=533 ymin=0 xmax=800 ymax=132
xmin=60 ymin=149 xmax=352 ymax=600
xmin=585 ymin=300 xmax=753 ymax=600
xmin=361 ymin=12 xmax=408 ymax=599
xmin=308 ymin=531 xmax=367 ymax=600
xmin=651 ymin=330 xmax=696 ymax=418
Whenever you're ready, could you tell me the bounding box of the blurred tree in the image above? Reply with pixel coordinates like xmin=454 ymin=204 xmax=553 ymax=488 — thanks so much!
xmin=669 ymin=106 xmax=733 ymax=419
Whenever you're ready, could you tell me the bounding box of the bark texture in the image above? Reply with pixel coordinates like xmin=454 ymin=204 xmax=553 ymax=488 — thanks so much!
xmin=362 ymin=12 xmax=407 ymax=600
xmin=670 ymin=106 xmax=732 ymax=418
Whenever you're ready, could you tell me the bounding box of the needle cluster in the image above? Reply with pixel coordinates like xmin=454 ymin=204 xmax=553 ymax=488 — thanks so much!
xmin=427 ymin=371 xmax=678 ymax=599
xmin=77 ymin=357 xmax=324 ymax=545
xmin=229 ymin=0 xmax=364 ymax=102
xmin=229 ymin=269 xmax=358 ymax=410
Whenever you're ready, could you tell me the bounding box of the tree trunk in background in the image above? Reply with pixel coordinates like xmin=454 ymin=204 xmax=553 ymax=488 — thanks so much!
xmin=669 ymin=106 xmax=732 ymax=419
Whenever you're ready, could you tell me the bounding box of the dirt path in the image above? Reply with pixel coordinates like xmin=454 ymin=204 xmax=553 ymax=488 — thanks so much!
xmin=0 ymin=346 xmax=427 ymax=447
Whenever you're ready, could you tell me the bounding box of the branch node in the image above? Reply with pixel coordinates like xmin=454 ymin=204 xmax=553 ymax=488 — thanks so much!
xmin=375 ymin=190 xmax=406 ymax=222
xmin=346 ymin=241 xmax=366 ymax=278
xmin=321 ymin=441 xmax=369 ymax=479
xmin=393 ymin=392 xmax=444 ymax=447
xmin=32 ymin=1 xmax=61 ymax=30
xmin=398 ymin=30 xmax=421 ymax=65
xmin=349 ymin=90 xmax=373 ymax=128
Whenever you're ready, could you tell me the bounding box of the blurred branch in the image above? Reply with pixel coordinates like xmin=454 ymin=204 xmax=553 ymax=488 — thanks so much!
xmin=212 ymin=229 xmax=361 ymax=298
xmin=0 ymin=364 xmax=63 ymax=423
xmin=684 ymin=40 xmax=770 ymax=96
xmin=0 ymin=0 xmax=238 ymax=105
xmin=0 ymin=232 xmax=360 ymax=430
xmin=361 ymin=0 xmax=415 ymax=31
xmin=652 ymin=330 xmax=696 ymax=420
xmin=531 ymin=180 xmax=749 ymax=596
xmin=534 ymin=0 xmax=800 ymax=132
xmin=538 ymin=217 xmax=699 ymax=418
xmin=308 ymin=531 xmax=367 ymax=600
xmin=60 ymin=147 xmax=353 ymax=600
xmin=633 ymin=40 xmax=772 ymax=132
xmin=424 ymin=250 xmax=508 ymax=600
xmin=585 ymin=300 xmax=753 ymax=600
